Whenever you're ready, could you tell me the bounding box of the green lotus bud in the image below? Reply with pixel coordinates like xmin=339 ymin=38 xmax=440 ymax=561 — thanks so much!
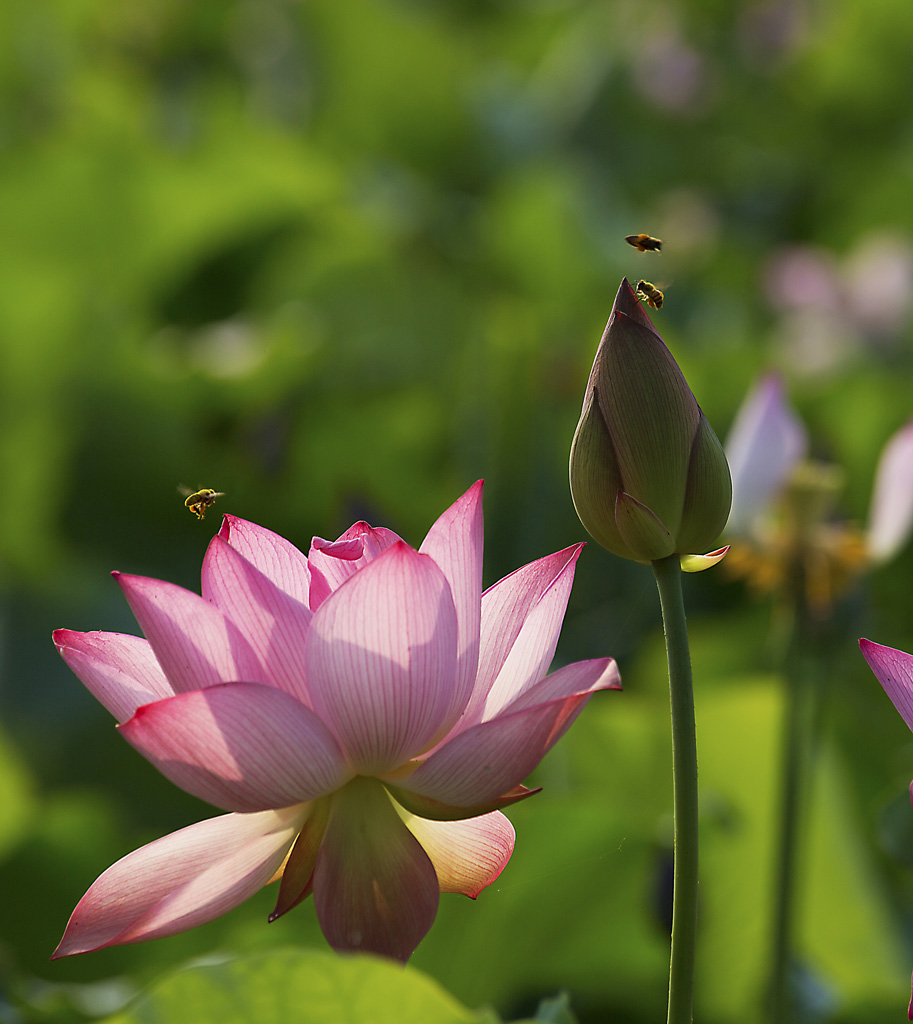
xmin=570 ymin=279 xmax=732 ymax=564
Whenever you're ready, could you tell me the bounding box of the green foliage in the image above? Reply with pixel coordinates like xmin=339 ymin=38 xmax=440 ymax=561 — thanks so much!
xmin=98 ymin=950 xmax=500 ymax=1024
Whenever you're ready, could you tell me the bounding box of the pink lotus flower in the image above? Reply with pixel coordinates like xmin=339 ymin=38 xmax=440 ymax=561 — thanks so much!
xmin=52 ymin=482 xmax=620 ymax=962
xmin=859 ymin=637 xmax=913 ymax=1020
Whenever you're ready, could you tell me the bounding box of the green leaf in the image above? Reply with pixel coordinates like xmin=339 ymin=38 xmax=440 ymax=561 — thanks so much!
xmin=99 ymin=948 xmax=501 ymax=1024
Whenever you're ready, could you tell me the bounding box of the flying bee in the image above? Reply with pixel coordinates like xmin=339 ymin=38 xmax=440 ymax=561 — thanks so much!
xmin=636 ymin=280 xmax=664 ymax=309
xmin=179 ymin=487 xmax=226 ymax=520
xmin=625 ymin=233 xmax=663 ymax=253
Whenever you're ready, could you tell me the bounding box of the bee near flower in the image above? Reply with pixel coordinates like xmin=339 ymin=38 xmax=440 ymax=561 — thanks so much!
xmin=179 ymin=487 xmax=226 ymax=520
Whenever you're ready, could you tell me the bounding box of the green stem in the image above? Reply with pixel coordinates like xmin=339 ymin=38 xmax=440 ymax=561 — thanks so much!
xmin=768 ymin=600 xmax=820 ymax=1023
xmin=653 ymin=555 xmax=699 ymax=1024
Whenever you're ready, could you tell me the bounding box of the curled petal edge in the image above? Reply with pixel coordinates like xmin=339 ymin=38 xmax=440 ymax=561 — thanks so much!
xmin=398 ymin=810 xmax=515 ymax=898
xmin=384 ymin=782 xmax=540 ymax=822
xmin=680 ymin=546 xmax=730 ymax=573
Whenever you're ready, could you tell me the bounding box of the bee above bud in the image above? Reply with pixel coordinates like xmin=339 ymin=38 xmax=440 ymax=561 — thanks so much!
xmin=625 ymin=233 xmax=663 ymax=253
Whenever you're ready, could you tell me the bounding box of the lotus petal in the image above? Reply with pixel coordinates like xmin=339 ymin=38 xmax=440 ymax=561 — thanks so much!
xmin=53 ymin=630 xmax=173 ymax=723
xmin=313 ymin=778 xmax=438 ymax=962
xmin=53 ymin=807 xmax=305 ymax=957
xmin=119 ymin=683 xmax=352 ymax=812
xmin=305 ymin=544 xmax=457 ymax=774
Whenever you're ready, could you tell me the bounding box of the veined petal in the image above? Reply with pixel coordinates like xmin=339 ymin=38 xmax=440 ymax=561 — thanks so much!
xmin=419 ymin=481 xmax=483 ymax=727
xmin=52 ymin=807 xmax=306 ymax=957
xmin=218 ymin=516 xmax=312 ymax=606
xmin=461 ymin=546 xmax=582 ymax=730
xmin=114 ymin=574 xmax=265 ymax=694
xmin=394 ymin=701 xmax=582 ymax=809
xmin=503 ymin=657 xmax=621 ymax=713
xmin=398 ymin=809 xmax=514 ymax=897
xmin=305 ymin=543 xmax=457 ymax=774
xmin=307 ymin=524 xmax=402 ymax=610
xmin=202 ymin=536 xmax=313 ymax=704
xmin=313 ymin=778 xmax=438 ymax=962
xmin=860 ymin=639 xmax=913 ymax=733
xmin=53 ymin=630 xmax=173 ymax=723
xmin=725 ymin=374 xmax=807 ymax=536
xmin=395 ymin=660 xmax=617 ymax=810
xmin=866 ymin=420 xmax=913 ymax=564
xmin=473 ymin=552 xmax=586 ymax=725
xmin=119 ymin=683 xmax=352 ymax=813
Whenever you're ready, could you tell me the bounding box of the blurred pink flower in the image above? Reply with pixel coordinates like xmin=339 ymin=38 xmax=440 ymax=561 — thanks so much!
xmin=843 ymin=232 xmax=913 ymax=340
xmin=52 ymin=482 xmax=620 ymax=962
xmin=859 ymin=638 xmax=913 ymax=1021
xmin=724 ymin=374 xmax=808 ymax=537
xmin=763 ymin=246 xmax=842 ymax=313
xmin=726 ymin=374 xmax=913 ymax=564
xmin=762 ymin=237 xmax=913 ymax=373
xmin=630 ymin=29 xmax=708 ymax=114
xmin=866 ymin=421 xmax=913 ymax=564
xmin=724 ymin=376 xmax=913 ymax=611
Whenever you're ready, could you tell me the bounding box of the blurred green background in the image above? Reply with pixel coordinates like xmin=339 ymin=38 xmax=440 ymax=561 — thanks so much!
xmin=3 ymin=0 xmax=913 ymax=1021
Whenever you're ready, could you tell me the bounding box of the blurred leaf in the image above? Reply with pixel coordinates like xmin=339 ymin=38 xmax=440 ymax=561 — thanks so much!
xmin=0 ymin=724 xmax=34 ymax=862
xmin=695 ymin=681 xmax=908 ymax=1021
xmin=529 ymin=991 xmax=578 ymax=1023
xmin=411 ymin=694 xmax=670 ymax=1019
xmin=877 ymin=789 xmax=913 ymax=868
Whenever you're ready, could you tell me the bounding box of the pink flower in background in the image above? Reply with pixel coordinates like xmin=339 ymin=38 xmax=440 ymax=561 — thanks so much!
xmin=762 ymin=236 xmax=913 ymax=373
xmin=866 ymin=423 xmax=913 ymax=564
xmin=859 ymin=638 xmax=913 ymax=1020
xmin=52 ymin=482 xmax=620 ymax=962
xmin=723 ymin=374 xmax=913 ymax=610
xmin=724 ymin=374 xmax=808 ymax=538
xmin=726 ymin=373 xmax=913 ymax=562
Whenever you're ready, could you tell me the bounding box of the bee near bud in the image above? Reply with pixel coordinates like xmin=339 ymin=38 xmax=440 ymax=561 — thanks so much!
xmin=636 ymin=280 xmax=664 ymax=309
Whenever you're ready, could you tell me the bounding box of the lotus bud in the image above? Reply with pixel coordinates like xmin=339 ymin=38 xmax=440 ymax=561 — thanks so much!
xmin=569 ymin=279 xmax=732 ymax=564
